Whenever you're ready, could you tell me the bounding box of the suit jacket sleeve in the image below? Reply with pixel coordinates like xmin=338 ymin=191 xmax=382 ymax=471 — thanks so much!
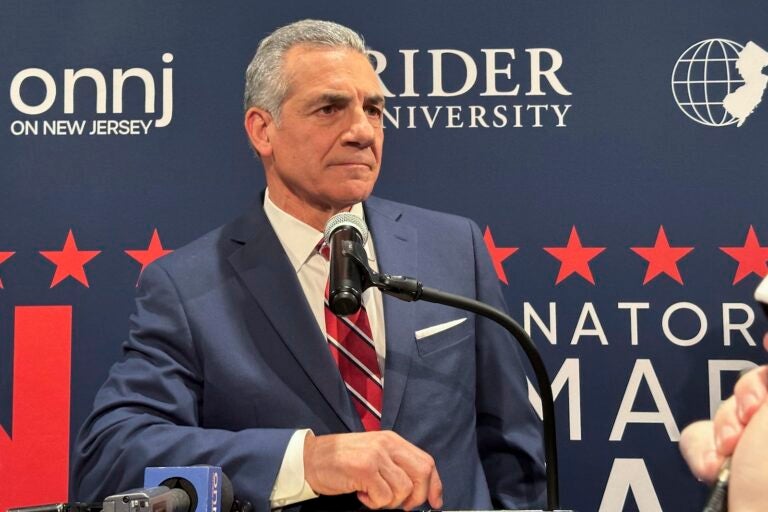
xmin=469 ymin=219 xmax=547 ymax=508
xmin=71 ymin=260 xmax=294 ymax=511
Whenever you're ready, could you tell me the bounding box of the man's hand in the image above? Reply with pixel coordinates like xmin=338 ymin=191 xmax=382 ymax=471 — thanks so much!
xmin=303 ymin=431 xmax=443 ymax=510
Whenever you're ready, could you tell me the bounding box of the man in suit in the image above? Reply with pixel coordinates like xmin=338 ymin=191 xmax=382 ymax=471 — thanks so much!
xmin=72 ymin=19 xmax=545 ymax=511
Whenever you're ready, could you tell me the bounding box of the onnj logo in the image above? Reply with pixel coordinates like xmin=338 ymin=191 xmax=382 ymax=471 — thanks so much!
xmin=672 ymin=39 xmax=768 ymax=127
xmin=8 ymin=53 xmax=173 ymax=136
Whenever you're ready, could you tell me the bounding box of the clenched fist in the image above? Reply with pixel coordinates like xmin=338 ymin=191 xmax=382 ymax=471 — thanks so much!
xmin=303 ymin=431 xmax=443 ymax=510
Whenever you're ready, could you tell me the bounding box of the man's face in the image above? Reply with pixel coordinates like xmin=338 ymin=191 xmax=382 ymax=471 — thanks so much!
xmin=251 ymin=45 xmax=385 ymax=222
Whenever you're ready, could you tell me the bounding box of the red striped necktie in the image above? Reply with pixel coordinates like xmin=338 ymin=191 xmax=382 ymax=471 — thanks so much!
xmin=320 ymin=242 xmax=382 ymax=431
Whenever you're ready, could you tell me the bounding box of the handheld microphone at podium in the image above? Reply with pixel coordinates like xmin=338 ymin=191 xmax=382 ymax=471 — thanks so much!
xmin=102 ymin=466 xmax=233 ymax=512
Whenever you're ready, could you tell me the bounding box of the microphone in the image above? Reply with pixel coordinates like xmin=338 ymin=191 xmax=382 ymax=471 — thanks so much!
xmin=323 ymin=212 xmax=369 ymax=316
xmin=143 ymin=466 xmax=233 ymax=512
xmin=103 ymin=487 xmax=190 ymax=512
xmin=101 ymin=466 xmax=235 ymax=512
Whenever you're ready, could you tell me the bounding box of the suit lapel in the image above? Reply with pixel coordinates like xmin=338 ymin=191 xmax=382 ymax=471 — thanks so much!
xmin=365 ymin=198 xmax=417 ymax=430
xmin=225 ymin=205 xmax=361 ymax=432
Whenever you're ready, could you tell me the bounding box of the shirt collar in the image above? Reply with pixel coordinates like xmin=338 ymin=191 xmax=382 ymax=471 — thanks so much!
xmin=263 ymin=188 xmax=369 ymax=273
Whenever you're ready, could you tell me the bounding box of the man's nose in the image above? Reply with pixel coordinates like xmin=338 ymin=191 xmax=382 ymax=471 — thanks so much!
xmin=342 ymin=107 xmax=376 ymax=148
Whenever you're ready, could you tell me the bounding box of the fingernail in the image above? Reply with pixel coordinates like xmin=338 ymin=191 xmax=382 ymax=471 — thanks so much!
xmin=703 ymin=449 xmax=719 ymax=468
xmin=716 ymin=425 xmax=735 ymax=453
xmin=738 ymin=393 xmax=759 ymax=421
xmin=696 ymin=450 xmax=719 ymax=482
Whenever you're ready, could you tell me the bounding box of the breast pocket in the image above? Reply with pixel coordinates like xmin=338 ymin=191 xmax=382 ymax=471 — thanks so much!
xmin=415 ymin=318 xmax=472 ymax=357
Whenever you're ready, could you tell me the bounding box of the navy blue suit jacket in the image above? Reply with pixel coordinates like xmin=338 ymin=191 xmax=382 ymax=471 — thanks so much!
xmin=72 ymin=196 xmax=545 ymax=510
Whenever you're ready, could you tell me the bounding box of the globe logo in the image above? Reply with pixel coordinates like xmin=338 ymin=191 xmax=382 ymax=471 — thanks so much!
xmin=671 ymin=39 xmax=745 ymax=127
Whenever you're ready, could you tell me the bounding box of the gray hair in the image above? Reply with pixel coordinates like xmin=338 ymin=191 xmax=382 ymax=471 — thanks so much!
xmin=244 ymin=19 xmax=368 ymax=121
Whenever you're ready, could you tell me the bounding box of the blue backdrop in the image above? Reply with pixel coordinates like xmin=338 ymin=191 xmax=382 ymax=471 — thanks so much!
xmin=2 ymin=2 xmax=767 ymax=510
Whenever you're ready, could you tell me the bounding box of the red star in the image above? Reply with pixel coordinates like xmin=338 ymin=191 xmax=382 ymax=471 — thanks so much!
xmin=40 ymin=229 xmax=101 ymax=288
xmin=720 ymin=226 xmax=768 ymax=284
xmin=544 ymin=226 xmax=605 ymax=285
xmin=631 ymin=226 xmax=694 ymax=285
xmin=0 ymin=251 xmax=15 ymax=289
xmin=125 ymin=229 xmax=173 ymax=284
xmin=483 ymin=226 xmax=518 ymax=285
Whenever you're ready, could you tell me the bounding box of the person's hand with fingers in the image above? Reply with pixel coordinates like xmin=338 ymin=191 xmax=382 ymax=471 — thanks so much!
xmin=680 ymin=333 xmax=768 ymax=510
xmin=303 ymin=430 xmax=443 ymax=510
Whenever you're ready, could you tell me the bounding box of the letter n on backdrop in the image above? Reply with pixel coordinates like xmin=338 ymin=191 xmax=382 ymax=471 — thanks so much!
xmin=1 ymin=306 xmax=72 ymax=509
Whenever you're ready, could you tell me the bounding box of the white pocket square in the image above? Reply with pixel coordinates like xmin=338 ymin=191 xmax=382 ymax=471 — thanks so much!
xmin=415 ymin=318 xmax=467 ymax=340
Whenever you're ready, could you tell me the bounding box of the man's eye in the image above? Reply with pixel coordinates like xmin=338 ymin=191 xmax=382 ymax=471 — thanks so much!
xmin=365 ymin=106 xmax=383 ymax=118
xmin=319 ymin=105 xmax=339 ymax=115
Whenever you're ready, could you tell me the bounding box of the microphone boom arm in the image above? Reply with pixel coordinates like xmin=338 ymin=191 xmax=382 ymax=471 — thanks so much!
xmin=341 ymin=240 xmax=560 ymax=511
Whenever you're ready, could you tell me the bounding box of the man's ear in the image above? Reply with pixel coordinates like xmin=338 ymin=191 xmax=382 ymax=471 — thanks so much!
xmin=244 ymin=107 xmax=274 ymax=157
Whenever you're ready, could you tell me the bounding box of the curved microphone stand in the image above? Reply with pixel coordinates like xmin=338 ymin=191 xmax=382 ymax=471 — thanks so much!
xmin=338 ymin=240 xmax=560 ymax=511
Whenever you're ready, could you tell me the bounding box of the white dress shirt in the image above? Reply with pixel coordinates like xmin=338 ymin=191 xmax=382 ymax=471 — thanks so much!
xmin=263 ymin=190 xmax=387 ymax=508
